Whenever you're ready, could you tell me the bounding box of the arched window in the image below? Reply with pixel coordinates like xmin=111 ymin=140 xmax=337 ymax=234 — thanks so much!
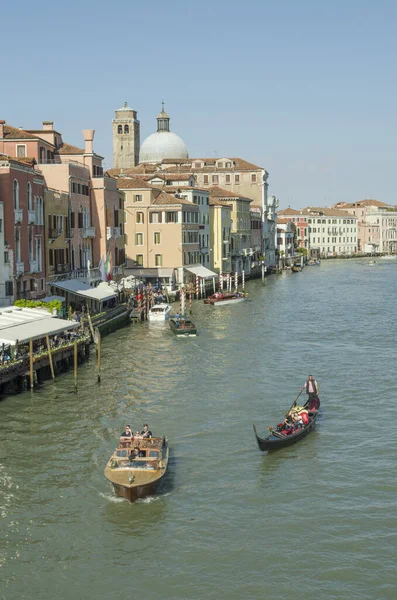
xmin=13 ymin=180 xmax=19 ymax=209
xmin=124 ymin=124 xmax=129 ymax=134
xmin=117 ymin=125 xmax=122 ymax=134
xmin=27 ymin=182 xmax=32 ymax=211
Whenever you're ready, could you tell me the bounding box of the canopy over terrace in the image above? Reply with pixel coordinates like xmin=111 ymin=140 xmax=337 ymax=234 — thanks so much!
xmin=48 ymin=280 xmax=117 ymax=313
xmin=0 ymin=316 xmax=79 ymax=346
xmin=184 ymin=265 xmax=218 ymax=279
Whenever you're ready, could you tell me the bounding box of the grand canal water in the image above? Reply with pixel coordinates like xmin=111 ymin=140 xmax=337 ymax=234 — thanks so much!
xmin=1 ymin=259 xmax=397 ymax=600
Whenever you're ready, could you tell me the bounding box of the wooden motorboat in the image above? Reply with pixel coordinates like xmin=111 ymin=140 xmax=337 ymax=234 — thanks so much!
xmin=253 ymin=400 xmax=320 ymax=451
xmin=148 ymin=303 xmax=172 ymax=321
xmin=291 ymin=264 xmax=302 ymax=273
xmin=104 ymin=436 xmax=169 ymax=502
xmin=169 ymin=316 xmax=197 ymax=336
xmin=203 ymin=292 xmax=248 ymax=306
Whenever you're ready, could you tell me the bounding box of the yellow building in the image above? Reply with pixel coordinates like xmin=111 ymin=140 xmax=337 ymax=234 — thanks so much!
xmin=44 ymin=188 xmax=71 ymax=279
xmin=209 ymin=198 xmax=232 ymax=274
xmin=209 ymin=187 xmax=252 ymax=274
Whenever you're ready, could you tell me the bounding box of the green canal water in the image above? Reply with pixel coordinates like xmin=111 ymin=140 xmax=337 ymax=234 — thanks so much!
xmin=1 ymin=259 xmax=396 ymax=600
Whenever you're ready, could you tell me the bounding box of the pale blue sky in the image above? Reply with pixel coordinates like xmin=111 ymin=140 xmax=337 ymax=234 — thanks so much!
xmin=2 ymin=0 xmax=396 ymax=208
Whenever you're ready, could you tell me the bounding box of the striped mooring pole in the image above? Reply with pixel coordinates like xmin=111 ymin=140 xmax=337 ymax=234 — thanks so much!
xmin=242 ymin=269 xmax=245 ymax=291
xmin=195 ymin=275 xmax=199 ymax=299
xmin=235 ymin=271 xmax=238 ymax=292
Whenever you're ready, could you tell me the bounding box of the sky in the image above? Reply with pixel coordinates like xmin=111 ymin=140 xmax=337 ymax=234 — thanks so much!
xmin=2 ymin=0 xmax=397 ymax=208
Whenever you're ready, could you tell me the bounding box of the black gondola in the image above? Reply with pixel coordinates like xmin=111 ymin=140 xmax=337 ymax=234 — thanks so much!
xmin=253 ymin=403 xmax=320 ymax=452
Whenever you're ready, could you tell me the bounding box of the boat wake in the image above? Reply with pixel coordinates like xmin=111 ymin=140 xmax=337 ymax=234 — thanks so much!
xmin=99 ymin=492 xmax=125 ymax=503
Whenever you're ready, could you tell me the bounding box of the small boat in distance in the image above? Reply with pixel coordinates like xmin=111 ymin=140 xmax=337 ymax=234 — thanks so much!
xmin=169 ymin=315 xmax=197 ymax=336
xmin=291 ymin=264 xmax=302 ymax=273
xmin=104 ymin=436 xmax=169 ymax=502
xmin=380 ymin=254 xmax=397 ymax=260
xmin=253 ymin=398 xmax=320 ymax=452
xmin=148 ymin=303 xmax=172 ymax=321
xmin=203 ymin=291 xmax=248 ymax=306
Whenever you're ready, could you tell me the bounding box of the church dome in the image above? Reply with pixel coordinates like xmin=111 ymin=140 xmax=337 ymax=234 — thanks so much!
xmin=139 ymin=104 xmax=189 ymax=164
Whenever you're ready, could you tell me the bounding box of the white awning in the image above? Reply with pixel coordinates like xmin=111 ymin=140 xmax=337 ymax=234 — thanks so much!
xmin=50 ymin=280 xmax=117 ymax=302
xmin=184 ymin=265 xmax=218 ymax=278
xmin=0 ymin=317 xmax=79 ymax=346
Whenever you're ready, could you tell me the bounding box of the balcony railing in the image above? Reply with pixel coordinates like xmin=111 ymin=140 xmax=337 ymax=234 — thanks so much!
xmin=29 ymin=259 xmax=38 ymax=273
xmin=54 ymin=263 xmax=71 ymax=274
xmin=114 ymin=226 xmax=122 ymax=238
xmin=106 ymin=226 xmax=114 ymax=240
xmin=83 ymin=226 xmax=95 ymax=238
xmin=28 ymin=210 xmax=36 ymax=224
xmin=14 ymin=209 xmax=23 ymax=224
xmin=49 ymin=228 xmax=62 ymax=239
xmin=112 ymin=265 xmax=124 ymax=276
xmin=15 ymin=261 xmax=24 ymax=276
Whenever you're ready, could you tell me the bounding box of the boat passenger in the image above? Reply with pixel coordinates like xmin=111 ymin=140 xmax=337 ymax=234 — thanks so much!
xmin=120 ymin=425 xmax=133 ymax=441
xmin=141 ymin=424 xmax=153 ymax=438
xmin=134 ymin=431 xmax=143 ymax=440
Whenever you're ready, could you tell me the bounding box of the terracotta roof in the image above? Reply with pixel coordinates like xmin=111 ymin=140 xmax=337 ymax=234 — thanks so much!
xmin=277 ymin=218 xmax=291 ymax=224
xmin=152 ymin=191 xmax=197 ymax=207
xmin=116 ymin=177 xmax=152 ymax=190
xmin=278 ymin=208 xmax=300 ymax=215
xmin=301 ymin=207 xmax=359 ymax=217
xmin=163 ymin=186 xmax=209 ymax=193
xmin=210 ymin=197 xmax=232 ymax=208
xmin=209 ymin=186 xmax=253 ymax=202
xmin=2 ymin=124 xmax=38 ymax=140
xmin=57 ymin=142 xmax=85 ymax=155
xmin=190 ymin=157 xmax=263 ymax=171
xmin=0 ymin=154 xmax=37 ymax=168
xmin=336 ymin=199 xmax=390 ymax=208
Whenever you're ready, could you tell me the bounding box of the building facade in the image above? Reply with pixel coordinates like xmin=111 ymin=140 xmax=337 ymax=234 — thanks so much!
xmin=276 ymin=218 xmax=295 ymax=259
xmin=335 ymin=200 xmax=394 ymax=254
xmin=117 ymin=178 xmax=200 ymax=278
xmin=209 ymin=198 xmax=232 ymax=274
xmin=45 ymin=188 xmax=71 ymax=279
xmin=278 ymin=207 xmax=358 ymax=256
xmin=0 ymin=155 xmax=46 ymax=301
xmin=209 ymin=187 xmax=252 ymax=275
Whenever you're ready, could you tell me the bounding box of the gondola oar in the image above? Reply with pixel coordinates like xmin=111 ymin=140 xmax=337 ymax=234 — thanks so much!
xmin=286 ymin=389 xmax=303 ymax=416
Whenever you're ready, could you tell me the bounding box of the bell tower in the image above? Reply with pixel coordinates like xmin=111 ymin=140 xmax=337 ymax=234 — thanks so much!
xmin=112 ymin=102 xmax=140 ymax=169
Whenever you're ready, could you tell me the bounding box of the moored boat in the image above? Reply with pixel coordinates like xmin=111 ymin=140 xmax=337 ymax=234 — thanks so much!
xmin=148 ymin=303 xmax=172 ymax=321
xmin=291 ymin=264 xmax=302 ymax=273
xmin=169 ymin=316 xmax=197 ymax=336
xmin=253 ymin=399 xmax=320 ymax=451
xmin=203 ymin=291 xmax=248 ymax=306
xmin=104 ymin=436 xmax=169 ymax=502
xmin=380 ymin=254 xmax=397 ymax=260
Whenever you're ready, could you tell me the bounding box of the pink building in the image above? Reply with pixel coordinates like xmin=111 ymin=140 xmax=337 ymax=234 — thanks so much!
xmin=0 ymin=120 xmax=126 ymax=280
xmin=0 ymin=155 xmax=45 ymax=302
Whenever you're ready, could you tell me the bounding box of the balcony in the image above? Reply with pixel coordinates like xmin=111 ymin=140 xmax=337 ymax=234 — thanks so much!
xmin=49 ymin=228 xmax=62 ymax=240
xmin=29 ymin=259 xmax=38 ymax=273
xmin=112 ymin=265 xmax=124 ymax=276
xmin=55 ymin=263 xmax=71 ymax=275
xmin=28 ymin=210 xmax=36 ymax=224
xmin=82 ymin=226 xmax=95 ymax=238
xmin=106 ymin=226 xmax=114 ymax=240
xmin=14 ymin=209 xmax=23 ymax=224
xmin=114 ymin=226 xmax=122 ymax=238
xmin=15 ymin=261 xmax=24 ymax=276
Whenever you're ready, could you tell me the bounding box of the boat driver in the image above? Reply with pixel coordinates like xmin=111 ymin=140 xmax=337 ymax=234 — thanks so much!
xmin=130 ymin=447 xmax=143 ymax=460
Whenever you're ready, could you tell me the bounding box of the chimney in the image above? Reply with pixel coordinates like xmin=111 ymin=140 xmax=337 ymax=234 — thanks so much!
xmin=82 ymin=129 xmax=95 ymax=154
xmin=0 ymin=120 xmax=5 ymax=138
xmin=42 ymin=121 xmax=54 ymax=130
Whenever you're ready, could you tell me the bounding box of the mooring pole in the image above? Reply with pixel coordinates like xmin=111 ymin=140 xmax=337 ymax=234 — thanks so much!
xmin=46 ymin=334 xmax=55 ymax=379
xmin=29 ymin=338 xmax=34 ymax=391
xmin=74 ymin=341 xmax=78 ymax=393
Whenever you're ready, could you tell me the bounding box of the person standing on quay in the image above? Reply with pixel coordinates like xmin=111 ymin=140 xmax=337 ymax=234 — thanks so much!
xmin=302 ymin=375 xmax=320 ymax=410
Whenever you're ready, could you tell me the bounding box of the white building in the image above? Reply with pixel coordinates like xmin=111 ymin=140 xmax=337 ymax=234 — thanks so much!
xmin=276 ymin=218 xmax=294 ymax=258
xmin=278 ymin=207 xmax=358 ymax=256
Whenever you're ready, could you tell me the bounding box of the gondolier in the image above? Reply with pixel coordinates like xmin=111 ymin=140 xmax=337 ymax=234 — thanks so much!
xmin=302 ymin=375 xmax=319 ymax=410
